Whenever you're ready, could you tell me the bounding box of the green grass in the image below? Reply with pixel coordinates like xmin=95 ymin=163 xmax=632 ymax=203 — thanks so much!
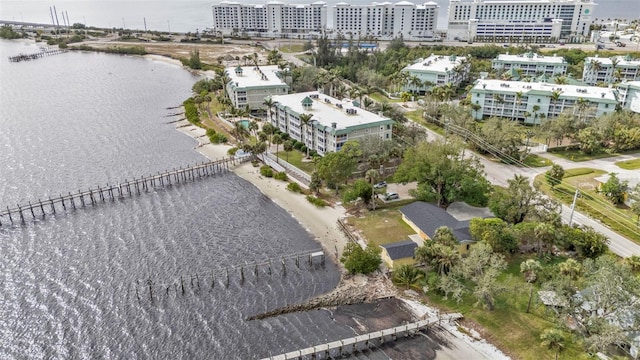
xmin=549 ymin=149 xmax=618 ymax=162
xmin=535 ymin=168 xmax=640 ymax=243
xmin=425 ymin=254 xmax=588 ymax=360
xmin=405 ymin=110 xmax=446 ymax=136
xmin=615 ymin=158 xmax=640 ymax=170
xmin=277 ymin=44 xmax=304 ymax=53
xmin=346 ymin=208 xmax=417 ymax=246
xmin=369 ymin=91 xmax=402 ymax=103
xmin=275 ymin=149 xmax=316 ymax=174
xmin=522 ymin=154 xmax=552 ymax=167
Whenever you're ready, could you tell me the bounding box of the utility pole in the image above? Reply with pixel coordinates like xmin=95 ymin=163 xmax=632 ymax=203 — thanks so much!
xmin=569 ymin=189 xmax=580 ymax=226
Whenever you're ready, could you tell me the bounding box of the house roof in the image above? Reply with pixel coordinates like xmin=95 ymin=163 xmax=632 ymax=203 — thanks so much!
xmin=380 ymin=240 xmax=418 ymax=260
xmin=400 ymin=201 xmax=472 ymax=242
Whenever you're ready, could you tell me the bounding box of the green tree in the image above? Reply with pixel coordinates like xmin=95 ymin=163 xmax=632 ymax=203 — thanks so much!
xmin=342 ymin=179 xmax=373 ymax=205
xmin=534 ymin=222 xmax=557 ymax=257
xmin=395 ymin=140 xmax=491 ymax=207
xmin=309 ymin=171 xmax=322 ymax=195
xmin=299 ymin=113 xmax=314 ymax=158
xmin=545 ymin=164 xmax=565 ymax=189
xmin=364 ymin=169 xmax=380 ymax=210
xmin=188 ymin=50 xmax=202 ymax=69
xmin=283 ymin=140 xmax=293 ymax=163
xmin=571 ymin=226 xmax=608 ymax=259
xmin=272 ymin=134 xmax=283 ymax=163
xmin=392 ymin=264 xmax=425 ymax=290
xmin=540 ymin=328 xmax=565 ymax=360
xmin=558 ymin=258 xmax=582 ymax=281
xmin=469 ymin=218 xmax=518 ymax=253
xmin=520 ymin=259 xmax=541 ymax=313
xmin=457 ymin=242 xmax=507 ymax=310
xmin=340 ymin=242 xmax=382 ymax=274
xmin=599 ymin=172 xmax=628 ymax=205
xmin=432 ymin=226 xmax=459 ymax=248
xmin=316 ymin=151 xmax=357 ymax=193
xmin=489 ymin=174 xmax=560 ymax=224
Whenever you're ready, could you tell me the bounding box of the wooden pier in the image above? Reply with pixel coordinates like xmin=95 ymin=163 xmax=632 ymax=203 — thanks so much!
xmin=0 ymin=157 xmax=248 ymax=227
xmin=262 ymin=313 xmax=463 ymax=360
xmin=8 ymin=47 xmax=68 ymax=62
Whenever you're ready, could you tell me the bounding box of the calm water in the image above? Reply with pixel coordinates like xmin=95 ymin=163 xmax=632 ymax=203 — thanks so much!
xmin=1 ymin=0 xmax=637 ymax=33
xmin=0 ymin=40 xmax=370 ymax=359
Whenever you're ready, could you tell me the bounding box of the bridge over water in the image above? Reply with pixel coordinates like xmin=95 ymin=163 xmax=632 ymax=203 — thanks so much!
xmin=0 ymin=19 xmax=68 ymax=30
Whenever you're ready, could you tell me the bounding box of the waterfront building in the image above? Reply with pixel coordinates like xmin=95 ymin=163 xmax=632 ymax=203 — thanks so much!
xmin=379 ymin=240 xmax=419 ymax=269
xmin=333 ymin=1 xmax=439 ymax=40
xmin=267 ymin=91 xmax=394 ymax=155
xmin=582 ymin=55 xmax=640 ymax=85
xmin=447 ymin=0 xmax=595 ymax=43
xmin=226 ymin=65 xmax=289 ymax=111
xmin=400 ymin=54 xmax=470 ymax=94
xmin=212 ymin=1 xmax=327 ymax=37
xmin=492 ymin=52 xmax=567 ymax=77
xmin=617 ymin=81 xmax=640 ymax=114
xmin=470 ymin=79 xmax=619 ymax=124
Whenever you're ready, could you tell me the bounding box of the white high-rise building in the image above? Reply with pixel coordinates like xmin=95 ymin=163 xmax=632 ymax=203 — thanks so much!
xmin=333 ymin=1 xmax=439 ymax=40
xmin=447 ymin=0 xmax=595 ymax=43
xmin=212 ymin=1 xmax=327 ymax=37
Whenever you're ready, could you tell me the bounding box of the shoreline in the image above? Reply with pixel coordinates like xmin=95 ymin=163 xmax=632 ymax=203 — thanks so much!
xmin=173 ymin=118 xmax=511 ymax=359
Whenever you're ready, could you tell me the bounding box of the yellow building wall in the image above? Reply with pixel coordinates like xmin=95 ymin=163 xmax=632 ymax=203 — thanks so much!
xmin=401 ymin=214 xmax=430 ymax=240
xmin=381 ymin=249 xmax=416 ymax=269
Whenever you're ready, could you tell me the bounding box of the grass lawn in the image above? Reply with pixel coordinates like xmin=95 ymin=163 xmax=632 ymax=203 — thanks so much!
xmin=275 ymin=149 xmax=315 ymax=174
xmin=405 ymin=110 xmax=446 ymax=136
xmin=522 ymin=154 xmax=552 ymax=167
xmin=548 ymin=149 xmax=618 ymax=162
xmin=369 ymin=91 xmax=402 ymax=104
xmin=534 ymin=167 xmax=640 ymax=243
xmin=346 ymin=208 xmax=416 ymax=246
xmin=615 ymin=158 xmax=640 ymax=170
xmin=424 ymin=254 xmax=588 ymax=360
xmin=277 ymin=44 xmax=304 ymax=53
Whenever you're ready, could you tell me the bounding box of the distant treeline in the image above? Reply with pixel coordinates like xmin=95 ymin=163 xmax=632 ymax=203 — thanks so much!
xmin=69 ymin=44 xmax=147 ymax=55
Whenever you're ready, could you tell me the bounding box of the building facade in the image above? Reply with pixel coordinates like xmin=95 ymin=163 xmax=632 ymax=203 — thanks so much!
xmin=617 ymin=81 xmax=640 ymax=114
xmin=212 ymin=1 xmax=327 ymax=36
xmin=470 ymin=79 xmax=619 ymax=124
xmin=492 ymin=52 xmax=568 ymax=77
xmin=582 ymin=55 xmax=640 ymax=85
xmin=447 ymin=0 xmax=595 ymax=43
xmin=268 ymin=91 xmax=394 ymax=155
xmin=400 ymin=54 xmax=470 ymax=94
xmin=333 ymin=1 xmax=439 ymax=40
xmin=226 ymin=65 xmax=289 ymax=110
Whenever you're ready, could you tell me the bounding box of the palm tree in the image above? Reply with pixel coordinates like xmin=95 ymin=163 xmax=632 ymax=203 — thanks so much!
xmin=558 ymin=258 xmax=582 ymax=281
xmin=532 ymin=104 xmax=541 ymax=124
xmin=283 ymin=140 xmax=293 ymax=163
xmin=550 ymin=90 xmax=561 ymax=116
xmin=540 ymin=328 xmax=565 ymax=360
xmin=298 ymin=113 xmax=314 ymax=158
xmin=554 ymin=76 xmax=567 ymax=85
xmin=247 ymin=121 xmax=259 ymax=137
xmin=392 ymin=264 xmax=425 ymax=290
xmin=272 ymin=134 xmax=283 ymax=163
xmin=575 ymin=97 xmax=590 ymax=122
xmin=365 ymin=169 xmax=380 ymax=210
xmin=433 ymin=244 xmax=459 ymax=275
xmin=520 ymin=259 xmax=541 ymax=313
xmin=534 ymin=223 xmax=556 ymax=257
xmin=232 ymin=121 xmax=249 ymax=144
xmin=263 ymin=97 xmax=275 ymax=123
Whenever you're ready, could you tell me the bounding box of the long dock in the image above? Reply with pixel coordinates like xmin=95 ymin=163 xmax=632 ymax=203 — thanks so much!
xmin=8 ymin=47 xmax=67 ymax=62
xmin=0 ymin=157 xmax=249 ymax=226
xmin=262 ymin=313 xmax=463 ymax=360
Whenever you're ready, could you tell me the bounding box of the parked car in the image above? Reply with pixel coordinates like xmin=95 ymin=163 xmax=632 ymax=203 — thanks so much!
xmin=385 ymin=192 xmax=399 ymax=201
xmin=373 ymin=181 xmax=387 ymax=189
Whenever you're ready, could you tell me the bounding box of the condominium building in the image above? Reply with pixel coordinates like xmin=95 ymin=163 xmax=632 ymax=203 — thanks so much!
xmin=333 ymin=1 xmax=439 ymax=40
xmin=226 ymin=65 xmax=289 ymax=110
xmin=582 ymin=55 xmax=640 ymax=85
xmin=268 ymin=91 xmax=394 ymax=155
xmin=617 ymin=81 xmax=640 ymax=114
xmin=400 ymin=54 xmax=470 ymax=94
xmin=470 ymin=79 xmax=619 ymax=124
xmin=492 ymin=52 xmax=567 ymax=77
xmin=212 ymin=1 xmax=327 ymax=36
xmin=447 ymin=0 xmax=595 ymax=43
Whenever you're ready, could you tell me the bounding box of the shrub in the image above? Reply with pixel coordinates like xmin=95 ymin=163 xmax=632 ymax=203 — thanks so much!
xmin=308 ymin=150 xmax=318 ymax=157
xmin=300 ymin=145 xmax=308 ymax=153
xmin=294 ymin=142 xmax=303 ymax=150
xmin=227 ymin=147 xmax=238 ymax=156
xmin=210 ymin=133 xmax=227 ymax=144
xmin=287 ymin=182 xmax=303 ymax=193
xmin=274 ymin=171 xmax=288 ymax=181
xmin=260 ymin=165 xmax=274 ymax=177
xmin=206 ymin=129 xmax=216 ymax=137
xmin=306 ymin=195 xmax=327 ymax=207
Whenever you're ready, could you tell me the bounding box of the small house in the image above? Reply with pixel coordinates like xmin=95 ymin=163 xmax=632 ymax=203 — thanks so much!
xmin=380 ymin=239 xmax=419 ymax=269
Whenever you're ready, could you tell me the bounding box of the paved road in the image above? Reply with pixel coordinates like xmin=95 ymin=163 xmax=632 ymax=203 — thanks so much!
xmin=406 ymin=112 xmax=640 ymax=257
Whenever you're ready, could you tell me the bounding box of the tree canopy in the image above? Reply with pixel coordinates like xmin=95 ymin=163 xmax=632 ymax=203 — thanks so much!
xmin=395 ymin=140 xmax=491 ymax=207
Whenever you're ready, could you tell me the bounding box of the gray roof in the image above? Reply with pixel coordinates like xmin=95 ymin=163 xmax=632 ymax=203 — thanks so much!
xmin=400 ymin=202 xmax=472 ymax=242
xmin=380 ymin=240 xmax=418 ymax=260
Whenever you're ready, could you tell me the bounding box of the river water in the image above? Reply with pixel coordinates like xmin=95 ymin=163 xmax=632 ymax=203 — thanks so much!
xmin=0 ymin=40 xmax=372 ymax=359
